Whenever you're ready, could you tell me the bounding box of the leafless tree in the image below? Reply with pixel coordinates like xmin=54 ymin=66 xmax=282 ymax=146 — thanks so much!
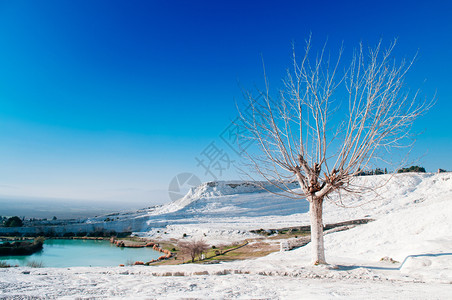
xmin=238 ymin=38 xmax=432 ymax=265
xmin=178 ymin=239 xmax=209 ymax=262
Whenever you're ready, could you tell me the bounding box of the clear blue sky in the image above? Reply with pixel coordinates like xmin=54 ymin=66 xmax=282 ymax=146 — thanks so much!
xmin=0 ymin=0 xmax=450 ymax=206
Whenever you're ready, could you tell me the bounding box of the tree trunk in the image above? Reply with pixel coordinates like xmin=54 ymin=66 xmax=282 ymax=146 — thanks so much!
xmin=309 ymin=197 xmax=326 ymax=265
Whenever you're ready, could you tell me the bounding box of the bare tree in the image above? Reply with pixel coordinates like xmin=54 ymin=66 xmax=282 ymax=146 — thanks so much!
xmin=178 ymin=239 xmax=209 ymax=262
xmin=238 ymin=38 xmax=432 ymax=265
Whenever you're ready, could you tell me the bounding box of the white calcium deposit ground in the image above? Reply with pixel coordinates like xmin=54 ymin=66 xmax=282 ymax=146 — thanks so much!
xmin=1 ymin=173 xmax=451 ymax=299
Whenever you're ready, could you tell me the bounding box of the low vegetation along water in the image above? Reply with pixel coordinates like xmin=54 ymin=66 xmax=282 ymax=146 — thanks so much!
xmin=0 ymin=239 xmax=162 ymax=267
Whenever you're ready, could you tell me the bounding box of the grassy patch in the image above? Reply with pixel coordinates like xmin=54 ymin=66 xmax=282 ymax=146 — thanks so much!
xmin=266 ymin=231 xmax=310 ymax=240
xmin=145 ymin=229 xmax=312 ymax=266
xmin=187 ymin=240 xmax=278 ymax=264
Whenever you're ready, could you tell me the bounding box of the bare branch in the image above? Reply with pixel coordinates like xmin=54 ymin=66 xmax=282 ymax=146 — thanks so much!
xmin=237 ymin=38 xmax=432 ymax=264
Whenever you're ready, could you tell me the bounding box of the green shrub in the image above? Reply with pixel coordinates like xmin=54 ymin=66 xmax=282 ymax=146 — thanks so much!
xmin=4 ymin=216 xmax=23 ymax=227
xmin=397 ymin=166 xmax=426 ymax=173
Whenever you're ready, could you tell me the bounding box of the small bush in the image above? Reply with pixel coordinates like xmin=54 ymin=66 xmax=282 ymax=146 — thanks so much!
xmin=34 ymin=236 xmax=45 ymax=245
xmin=44 ymin=230 xmax=56 ymax=237
xmin=26 ymin=260 xmax=44 ymax=268
xmin=116 ymin=232 xmax=131 ymax=238
xmin=125 ymin=259 xmax=134 ymax=266
xmin=380 ymin=256 xmax=399 ymax=264
xmin=4 ymin=216 xmax=23 ymax=227
xmin=397 ymin=166 xmax=426 ymax=173
xmin=0 ymin=261 xmax=11 ymax=268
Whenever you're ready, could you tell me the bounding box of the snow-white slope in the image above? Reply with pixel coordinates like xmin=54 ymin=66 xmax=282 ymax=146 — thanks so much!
xmin=1 ymin=172 xmax=451 ymax=299
xmin=78 ymin=173 xmax=452 ymax=246
xmin=252 ymin=172 xmax=452 ymax=284
xmin=80 ymin=180 xmax=307 ymax=242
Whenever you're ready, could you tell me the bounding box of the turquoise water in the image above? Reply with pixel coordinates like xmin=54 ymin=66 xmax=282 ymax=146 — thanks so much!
xmin=0 ymin=239 xmax=162 ymax=267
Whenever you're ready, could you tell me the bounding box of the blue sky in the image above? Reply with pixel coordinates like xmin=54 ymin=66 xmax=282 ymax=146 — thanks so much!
xmin=0 ymin=0 xmax=450 ymax=206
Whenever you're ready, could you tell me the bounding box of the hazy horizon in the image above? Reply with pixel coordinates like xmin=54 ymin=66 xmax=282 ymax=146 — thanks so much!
xmin=0 ymin=195 xmax=166 ymax=219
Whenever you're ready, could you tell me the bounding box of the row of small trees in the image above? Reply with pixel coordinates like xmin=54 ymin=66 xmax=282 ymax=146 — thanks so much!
xmin=356 ymin=168 xmax=389 ymax=176
xmin=356 ymin=165 xmax=428 ymax=176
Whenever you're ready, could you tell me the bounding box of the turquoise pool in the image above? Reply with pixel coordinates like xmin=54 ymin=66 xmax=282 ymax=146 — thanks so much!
xmin=0 ymin=239 xmax=162 ymax=267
